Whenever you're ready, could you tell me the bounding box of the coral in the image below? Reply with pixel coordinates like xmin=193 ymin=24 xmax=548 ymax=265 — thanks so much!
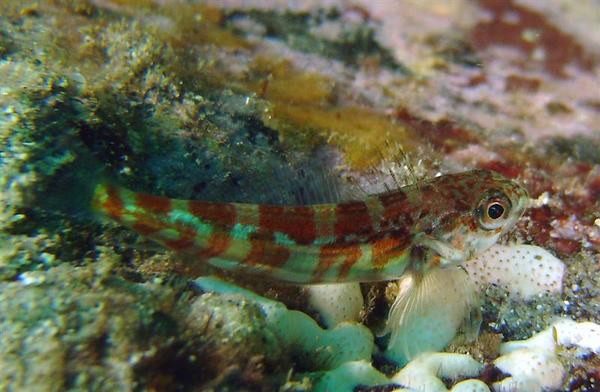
xmin=193 ymin=276 xmax=374 ymax=372
xmin=463 ymin=244 xmax=566 ymax=300
xmin=306 ymin=282 xmax=364 ymax=327
xmin=313 ymin=353 xmax=489 ymax=392
xmin=492 ymin=318 xmax=600 ymax=391
xmin=312 ymin=361 xmax=391 ymax=392
xmin=311 ymin=314 xmax=600 ymax=392
xmin=500 ymin=318 xmax=600 ymax=358
xmin=225 ymin=8 xmax=405 ymax=70
xmin=493 ymin=348 xmax=564 ymax=392
xmin=391 ymin=353 xmax=487 ymax=392
xmin=471 ymin=0 xmax=595 ymax=78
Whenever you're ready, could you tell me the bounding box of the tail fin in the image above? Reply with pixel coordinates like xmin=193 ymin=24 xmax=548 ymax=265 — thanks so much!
xmin=90 ymin=182 xmax=119 ymax=220
xmin=384 ymin=266 xmax=479 ymax=366
xmin=90 ymin=182 xmax=143 ymax=224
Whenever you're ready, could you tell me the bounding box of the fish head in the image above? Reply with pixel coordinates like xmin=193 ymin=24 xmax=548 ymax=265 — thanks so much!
xmin=413 ymin=170 xmax=528 ymax=270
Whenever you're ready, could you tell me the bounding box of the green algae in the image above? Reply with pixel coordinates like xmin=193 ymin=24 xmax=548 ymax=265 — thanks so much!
xmin=225 ymin=8 xmax=409 ymax=72
xmin=550 ymin=135 xmax=600 ymax=165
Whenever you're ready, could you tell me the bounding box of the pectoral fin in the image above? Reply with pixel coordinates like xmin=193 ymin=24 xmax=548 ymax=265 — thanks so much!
xmin=383 ymin=266 xmax=479 ymax=366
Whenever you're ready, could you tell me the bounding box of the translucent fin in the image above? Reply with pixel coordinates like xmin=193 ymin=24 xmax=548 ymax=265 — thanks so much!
xmin=350 ymin=140 xmax=426 ymax=197
xmin=462 ymin=276 xmax=482 ymax=343
xmin=384 ymin=267 xmax=479 ymax=366
xmin=250 ymin=152 xmax=364 ymax=205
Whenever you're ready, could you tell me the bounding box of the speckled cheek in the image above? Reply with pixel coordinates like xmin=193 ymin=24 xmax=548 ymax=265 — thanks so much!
xmin=466 ymin=217 xmax=479 ymax=231
xmin=449 ymin=229 xmax=467 ymax=251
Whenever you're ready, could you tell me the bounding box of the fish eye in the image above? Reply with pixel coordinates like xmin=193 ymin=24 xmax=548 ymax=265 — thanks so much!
xmin=478 ymin=193 xmax=511 ymax=230
xmin=487 ymin=202 xmax=505 ymax=219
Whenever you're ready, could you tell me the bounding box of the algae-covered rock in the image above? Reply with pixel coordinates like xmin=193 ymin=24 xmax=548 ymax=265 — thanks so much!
xmin=0 ymin=260 xmax=301 ymax=391
xmin=185 ymin=292 xmax=287 ymax=384
xmin=0 ymin=259 xmax=179 ymax=391
xmin=0 ymin=59 xmax=102 ymax=280
xmin=0 ymin=60 xmax=87 ymax=228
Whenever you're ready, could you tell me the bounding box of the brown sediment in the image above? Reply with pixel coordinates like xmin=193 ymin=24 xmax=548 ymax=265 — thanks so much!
xmin=206 ymin=58 xmax=421 ymax=170
xmin=504 ymin=75 xmax=541 ymax=92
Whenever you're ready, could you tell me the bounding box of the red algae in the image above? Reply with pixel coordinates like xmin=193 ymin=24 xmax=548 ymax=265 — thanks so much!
xmin=471 ymin=0 xmax=596 ymax=77
xmin=521 ymin=206 xmax=582 ymax=257
xmin=394 ymin=108 xmax=480 ymax=153
xmin=518 ymin=162 xmax=600 ymax=256
xmin=478 ymin=160 xmax=523 ymax=179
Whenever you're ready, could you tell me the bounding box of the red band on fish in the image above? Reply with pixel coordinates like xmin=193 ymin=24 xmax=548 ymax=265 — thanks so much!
xmin=132 ymin=219 xmax=166 ymax=236
xmin=337 ymin=245 xmax=363 ymax=279
xmin=334 ymin=201 xmax=374 ymax=238
xmin=379 ymin=191 xmax=414 ymax=224
xmin=372 ymin=231 xmax=411 ymax=269
xmin=197 ymin=231 xmax=231 ymax=259
xmin=103 ymin=185 xmax=124 ymax=219
xmin=315 ymin=244 xmax=361 ymax=280
xmin=243 ymin=240 xmax=290 ymax=268
xmin=314 ymin=245 xmax=340 ymax=280
xmin=259 ymin=205 xmax=317 ymax=245
xmin=189 ymin=200 xmax=237 ymax=227
xmin=165 ymin=228 xmax=196 ymax=251
xmin=135 ymin=193 xmax=172 ymax=214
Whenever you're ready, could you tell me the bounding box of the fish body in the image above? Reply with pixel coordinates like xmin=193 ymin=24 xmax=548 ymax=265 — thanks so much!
xmin=92 ymin=169 xmax=527 ymax=284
